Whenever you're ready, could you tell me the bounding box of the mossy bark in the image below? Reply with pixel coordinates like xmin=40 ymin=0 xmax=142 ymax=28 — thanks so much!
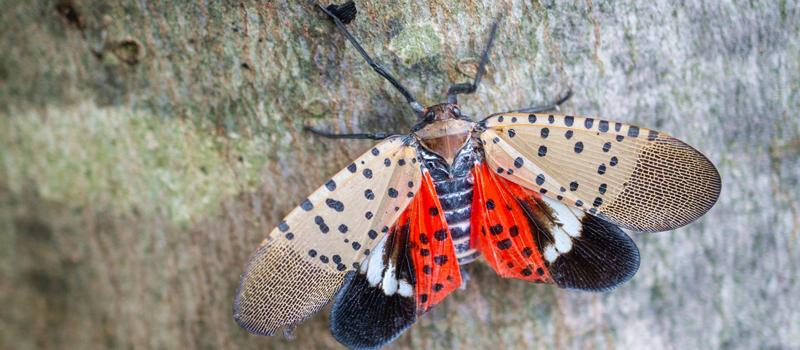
xmin=2 ymin=1 xmax=799 ymax=349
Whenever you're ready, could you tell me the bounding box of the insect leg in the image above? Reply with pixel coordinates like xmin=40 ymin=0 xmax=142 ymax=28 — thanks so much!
xmin=446 ymin=19 xmax=501 ymax=104
xmin=304 ymin=125 xmax=398 ymax=140
xmin=318 ymin=2 xmax=424 ymax=114
xmin=497 ymin=89 xmax=573 ymax=114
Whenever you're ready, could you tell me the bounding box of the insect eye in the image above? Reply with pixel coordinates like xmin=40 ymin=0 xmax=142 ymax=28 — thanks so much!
xmin=452 ymin=107 xmax=461 ymax=116
xmin=424 ymin=111 xmax=436 ymax=121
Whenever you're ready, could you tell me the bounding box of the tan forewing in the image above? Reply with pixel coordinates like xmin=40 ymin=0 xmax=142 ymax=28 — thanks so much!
xmin=480 ymin=113 xmax=720 ymax=232
xmin=234 ymin=136 xmax=422 ymax=335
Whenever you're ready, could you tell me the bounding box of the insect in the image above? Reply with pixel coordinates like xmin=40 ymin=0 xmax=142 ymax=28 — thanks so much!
xmin=234 ymin=2 xmax=721 ymax=349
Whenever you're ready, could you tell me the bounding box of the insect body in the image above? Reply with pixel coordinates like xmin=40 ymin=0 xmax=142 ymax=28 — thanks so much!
xmin=414 ymin=104 xmax=481 ymax=264
xmin=234 ymin=2 xmax=721 ymax=349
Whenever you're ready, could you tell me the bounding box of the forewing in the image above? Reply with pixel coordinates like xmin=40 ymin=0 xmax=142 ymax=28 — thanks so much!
xmin=234 ymin=136 xmax=422 ymax=336
xmin=480 ymin=113 xmax=721 ymax=232
xmin=472 ymin=162 xmax=640 ymax=291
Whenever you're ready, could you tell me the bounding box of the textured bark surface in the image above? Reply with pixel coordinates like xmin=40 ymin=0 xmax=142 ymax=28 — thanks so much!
xmin=1 ymin=1 xmax=799 ymax=349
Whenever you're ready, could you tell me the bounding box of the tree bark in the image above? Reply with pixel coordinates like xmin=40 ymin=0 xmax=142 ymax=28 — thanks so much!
xmin=1 ymin=0 xmax=799 ymax=349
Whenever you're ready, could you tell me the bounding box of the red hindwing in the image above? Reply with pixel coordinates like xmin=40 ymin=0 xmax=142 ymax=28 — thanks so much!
xmin=407 ymin=171 xmax=462 ymax=312
xmin=471 ymin=162 xmax=553 ymax=283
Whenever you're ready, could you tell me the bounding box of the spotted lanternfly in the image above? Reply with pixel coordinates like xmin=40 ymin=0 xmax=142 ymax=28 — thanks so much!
xmin=234 ymin=2 xmax=721 ymax=349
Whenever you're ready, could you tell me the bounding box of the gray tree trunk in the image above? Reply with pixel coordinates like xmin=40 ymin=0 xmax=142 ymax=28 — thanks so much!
xmin=1 ymin=1 xmax=798 ymax=349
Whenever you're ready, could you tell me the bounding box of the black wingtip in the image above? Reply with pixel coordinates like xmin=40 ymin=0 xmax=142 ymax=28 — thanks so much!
xmin=329 ymin=272 xmax=417 ymax=350
xmin=549 ymin=214 xmax=641 ymax=292
xmin=325 ymin=1 xmax=357 ymax=24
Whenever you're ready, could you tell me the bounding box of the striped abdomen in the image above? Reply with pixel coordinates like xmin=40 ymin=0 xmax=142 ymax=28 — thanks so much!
xmin=420 ymin=140 xmax=480 ymax=265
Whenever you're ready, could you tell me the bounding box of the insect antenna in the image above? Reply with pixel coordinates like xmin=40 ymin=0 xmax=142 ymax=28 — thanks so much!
xmin=446 ymin=19 xmax=501 ymax=105
xmin=318 ymin=2 xmax=425 ymax=114
xmin=303 ymin=125 xmax=397 ymax=140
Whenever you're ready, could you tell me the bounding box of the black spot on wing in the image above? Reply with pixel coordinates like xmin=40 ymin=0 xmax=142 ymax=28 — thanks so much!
xmin=599 ymin=120 xmax=609 ymax=132
xmin=489 ymin=224 xmax=503 ymax=235
xmin=628 ymin=126 xmax=640 ymax=138
xmin=326 ymin=198 xmax=345 ymax=212
xmin=549 ymin=215 xmax=640 ymax=291
xmin=536 ymin=174 xmax=545 ymax=186
xmin=433 ymin=255 xmax=448 ymax=265
xmin=330 ymin=272 xmax=416 ymax=350
xmin=325 ymin=179 xmax=337 ymax=191
xmin=497 ymin=239 xmax=512 ymax=250
xmin=574 ymin=142 xmax=584 ymax=153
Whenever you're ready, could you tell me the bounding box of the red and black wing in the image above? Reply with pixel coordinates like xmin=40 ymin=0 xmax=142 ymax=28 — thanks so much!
xmin=471 ymin=112 xmax=720 ymax=290
xmin=471 ymin=162 xmax=553 ymax=283
xmin=471 ymin=162 xmax=640 ymax=291
xmin=330 ymin=170 xmax=461 ymax=348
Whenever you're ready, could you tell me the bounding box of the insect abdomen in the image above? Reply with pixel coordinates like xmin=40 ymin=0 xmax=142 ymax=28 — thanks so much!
xmin=434 ymin=177 xmax=479 ymax=264
xmin=421 ymin=140 xmax=480 ymax=265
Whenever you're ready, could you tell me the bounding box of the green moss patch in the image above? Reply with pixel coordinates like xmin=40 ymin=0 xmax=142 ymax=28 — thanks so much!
xmin=1 ymin=103 xmax=266 ymax=225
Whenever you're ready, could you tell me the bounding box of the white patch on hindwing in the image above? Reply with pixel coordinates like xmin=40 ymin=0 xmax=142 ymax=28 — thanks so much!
xmin=553 ymin=230 xmax=573 ymax=254
xmin=543 ymin=245 xmax=558 ymax=263
xmin=543 ymin=196 xmax=583 ymax=238
xmin=397 ymin=280 xmax=413 ymax=297
xmin=365 ymin=237 xmax=387 ymax=285
xmin=360 ymin=235 xmax=414 ymax=297
xmin=540 ymin=196 xmax=586 ymax=263
xmin=382 ymin=263 xmax=398 ymax=295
